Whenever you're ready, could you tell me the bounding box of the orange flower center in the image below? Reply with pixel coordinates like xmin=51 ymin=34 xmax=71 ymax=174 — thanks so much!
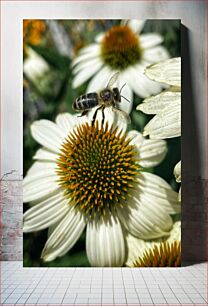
xmin=56 ymin=121 xmax=139 ymax=219
xmin=101 ymin=25 xmax=142 ymax=70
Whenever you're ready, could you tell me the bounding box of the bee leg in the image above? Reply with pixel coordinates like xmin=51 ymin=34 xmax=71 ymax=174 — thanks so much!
xmin=78 ymin=110 xmax=88 ymax=117
xmin=101 ymin=107 xmax=105 ymax=126
xmin=92 ymin=106 xmax=102 ymax=126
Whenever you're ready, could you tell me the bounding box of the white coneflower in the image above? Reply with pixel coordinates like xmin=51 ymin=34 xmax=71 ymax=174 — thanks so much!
xmin=23 ymin=109 xmax=180 ymax=266
xmin=72 ymin=20 xmax=169 ymax=112
xmin=126 ymin=221 xmax=181 ymax=267
xmin=137 ymin=57 xmax=181 ymax=139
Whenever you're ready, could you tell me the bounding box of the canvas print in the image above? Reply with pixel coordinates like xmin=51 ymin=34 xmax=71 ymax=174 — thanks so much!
xmin=23 ymin=19 xmax=181 ymax=267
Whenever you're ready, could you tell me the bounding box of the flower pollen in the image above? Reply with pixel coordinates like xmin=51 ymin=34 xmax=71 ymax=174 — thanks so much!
xmin=133 ymin=241 xmax=181 ymax=267
xmin=101 ymin=25 xmax=143 ymax=70
xmin=56 ymin=121 xmax=139 ymax=218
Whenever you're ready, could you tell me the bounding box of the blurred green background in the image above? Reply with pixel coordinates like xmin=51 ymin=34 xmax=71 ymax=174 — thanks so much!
xmin=23 ymin=19 xmax=181 ymax=267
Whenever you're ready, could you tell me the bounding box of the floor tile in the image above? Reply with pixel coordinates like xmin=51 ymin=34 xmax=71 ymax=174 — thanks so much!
xmin=0 ymin=261 xmax=207 ymax=305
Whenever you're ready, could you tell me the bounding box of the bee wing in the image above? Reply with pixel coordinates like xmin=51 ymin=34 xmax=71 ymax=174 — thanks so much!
xmin=106 ymin=72 xmax=120 ymax=89
xmin=113 ymin=107 xmax=131 ymax=124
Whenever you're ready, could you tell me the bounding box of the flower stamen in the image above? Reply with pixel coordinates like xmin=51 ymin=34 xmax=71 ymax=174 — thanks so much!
xmin=133 ymin=241 xmax=181 ymax=267
xmin=101 ymin=25 xmax=143 ymax=70
xmin=56 ymin=121 xmax=139 ymax=218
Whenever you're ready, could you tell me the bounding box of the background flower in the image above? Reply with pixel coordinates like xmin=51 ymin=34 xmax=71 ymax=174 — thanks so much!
xmin=72 ymin=19 xmax=170 ymax=114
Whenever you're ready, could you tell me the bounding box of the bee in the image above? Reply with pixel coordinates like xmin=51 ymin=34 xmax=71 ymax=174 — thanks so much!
xmin=73 ymin=72 xmax=131 ymax=126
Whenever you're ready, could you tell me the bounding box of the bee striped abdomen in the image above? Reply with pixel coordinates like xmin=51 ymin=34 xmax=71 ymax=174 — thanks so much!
xmin=73 ymin=93 xmax=98 ymax=110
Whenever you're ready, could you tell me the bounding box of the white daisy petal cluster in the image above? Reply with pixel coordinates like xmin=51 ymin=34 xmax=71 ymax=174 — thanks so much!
xmin=23 ymin=110 xmax=180 ymax=266
xmin=137 ymin=57 xmax=181 ymax=200
xmin=137 ymin=57 xmax=181 ymax=139
xmin=72 ymin=19 xmax=169 ymax=112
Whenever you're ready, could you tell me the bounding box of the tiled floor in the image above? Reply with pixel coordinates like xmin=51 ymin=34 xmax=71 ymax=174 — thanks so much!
xmin=0 ymin=261 xmax=207 ymax=305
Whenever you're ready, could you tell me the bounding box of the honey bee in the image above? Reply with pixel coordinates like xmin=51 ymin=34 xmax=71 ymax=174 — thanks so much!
xmin=73 ymin=72 xmax=131 ymax=126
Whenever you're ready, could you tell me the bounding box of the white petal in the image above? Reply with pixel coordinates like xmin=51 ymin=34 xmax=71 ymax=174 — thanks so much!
xmin=127 ymin=130 xmax=143 ymax=150
xmin=72 ymin=44 xmax=100 ymax=66
xmin=167 ymin=221 xmax=181 ymax=243
xmin=87 ymin=106 xmax=127 ymax=135
xmin=47 ymin=222 xmax=59 ymax=238
xmin=138 ymin=62 xmax=164 ymax=95
xmin=62 ymin=113 xmax=90 ymax=126
xmin=137 ymin=172 xmax=180 ymax=214
xmin=33 ymin=148 xmax=58 ymax=162
xmin=23 ymin=192 xmax=70 ymax=232
xmin=138 ymin=187 xmax=180 ymax=215
xmin=86 ymin=214 xmax=125 ymax=267
xmin=111 ymin=109 xmax=128 ymax=133
xmin=118 ymin=191 xmax=173 ymax=240
xmin=122 ymin=66 xmax=149 ymax=98
xmin=174 ymin=160 xmax=181 ymax=183
xmin=178 ymin=187 xmax=181 ymax=202
xmin=143 ymin=100 xmax=181 ymax=138
xmin=41 ymin=208 xmax=85 ymax=261
xmin=118 ymin=171 xmax=180 ymax=237
xmin=140 ymin=33 xmax=163 ymax=49
xmin=145 ymin=57 xmax=181 ymax=87
xmin=118 ymin=76 xmax=133 ymax=114
xmin=55 ymin=113 xmax=78 ymax=134
xmin=127 ymin=19 xmax=145 ymax=33
xmin=87 ymin=66 xmax=113 ymax=92
xmin=137 ymin=195 xmax=174 ymax=230
xmin=139 ymin=170 xmax=170 ymax=188
xmin=95 ymin=32 xmax=105 ymax=43
xmin=126 ymin=233 xmax=161 ymax=267
xmin=139 ymin=138 xmax=168 ymax=168
xmin=23 ymin=167 xmax=59 ymax=203
xmin=78 ymin=44 xmax=100 ymax=55
xmin=25 ymin=161 xmax=56 ymax=177
xmin=31 ymin=120 xmax=66 ymax=153
xmin=73 ymin=57 xmax=102 ymax=75
xmin=137 ymin=90 xmax=181 ymax=114
xmin=72 ymin=60 xmax=102 ymax=88
xmin=123 ymin=65 xmax=162 ymax=98
xmin=143 ymin=46 xmax=169 ymax=63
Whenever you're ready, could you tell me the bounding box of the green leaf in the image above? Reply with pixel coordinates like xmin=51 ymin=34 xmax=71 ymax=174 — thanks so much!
xmin=30 ymin=44 xmax=71 ymax=70
xmin=131 ymin=110 xmax=149 ymax=131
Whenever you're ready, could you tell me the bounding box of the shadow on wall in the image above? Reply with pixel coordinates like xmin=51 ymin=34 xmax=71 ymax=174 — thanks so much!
xmin=181 ymin=24 xmax=208 ymax=265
